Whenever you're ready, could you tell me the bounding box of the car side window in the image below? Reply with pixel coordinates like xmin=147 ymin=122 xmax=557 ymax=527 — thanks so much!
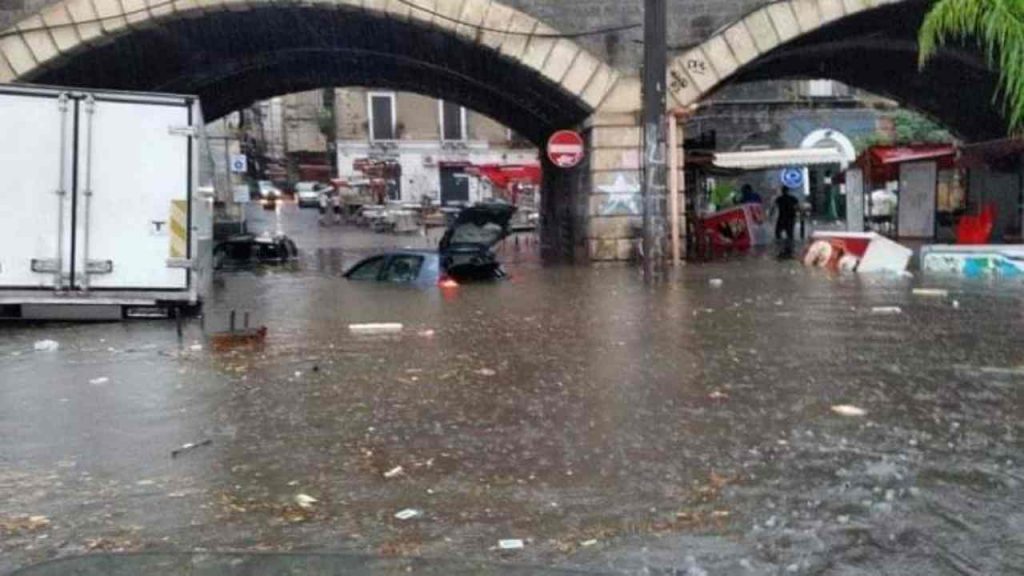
xmin=380 ymin=255 xmax=424 ymax=283
xmin=347 ymin=256 xmax=386 ymax=281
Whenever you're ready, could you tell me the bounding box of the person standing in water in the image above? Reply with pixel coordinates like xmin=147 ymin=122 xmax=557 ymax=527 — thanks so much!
xmin=772 ymin=186 xmax=799 ymax=258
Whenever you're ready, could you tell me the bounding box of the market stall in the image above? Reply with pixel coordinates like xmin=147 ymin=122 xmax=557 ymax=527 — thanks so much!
xmin=686 ymin=148 xmax=848 ymax=256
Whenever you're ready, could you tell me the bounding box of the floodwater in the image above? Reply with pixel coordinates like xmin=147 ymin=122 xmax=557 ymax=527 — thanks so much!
xmin=3 ymin=204 xmax=1024 ymax=575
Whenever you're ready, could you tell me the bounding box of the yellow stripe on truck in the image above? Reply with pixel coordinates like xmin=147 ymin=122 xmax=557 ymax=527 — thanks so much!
xmin=169 ymin=199 xmax=188 ymax=258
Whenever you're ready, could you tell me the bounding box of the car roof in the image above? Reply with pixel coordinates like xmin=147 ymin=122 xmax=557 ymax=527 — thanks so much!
xmin=364 ymin=249 xmax=437 ymax=257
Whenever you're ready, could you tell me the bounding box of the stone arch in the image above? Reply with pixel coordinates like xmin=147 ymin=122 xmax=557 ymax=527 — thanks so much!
xmin=0 ymin=0 xmax=622 ymax=143
xmin=799 ymin=127 xmax=856 ymax=197
xmin=667 ymin=0 xmax=901 ymax=107
xmin=0 ymin=0 xmax=639 ymax=261
xmin=667 ymin=0 xmax=1007 ymax=142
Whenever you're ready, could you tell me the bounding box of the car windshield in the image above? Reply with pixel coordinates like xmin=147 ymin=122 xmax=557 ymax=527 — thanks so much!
xmin=296 ymin=182 xmax=316 ymax=193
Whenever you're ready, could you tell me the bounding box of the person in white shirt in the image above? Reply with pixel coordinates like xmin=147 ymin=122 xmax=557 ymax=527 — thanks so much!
xmin=317 ymin=188 xmax=330 ymax=226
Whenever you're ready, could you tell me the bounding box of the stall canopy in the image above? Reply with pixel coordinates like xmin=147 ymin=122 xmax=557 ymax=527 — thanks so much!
xmin=855 ymin=144 xmax=956 ymax=184
xmin=712 ymin=148 xmax=848 ymax=170
xmin=465 ymin=164 xmax=542 ymax=189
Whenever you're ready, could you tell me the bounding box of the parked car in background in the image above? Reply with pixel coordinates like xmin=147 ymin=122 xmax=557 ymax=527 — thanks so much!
xmin=345 ymin=203 xmax=516 ymax=286
xmin=257 ymin=180 xmax=281 ymax=199
xmin=295 ymin=181 xmax=328 ymax=208
xmin=213 ymin=234 xmax=298 ymax=270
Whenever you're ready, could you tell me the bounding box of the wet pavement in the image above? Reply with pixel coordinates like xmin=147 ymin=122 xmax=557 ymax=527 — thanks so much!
xmin=3 ymin=203 xmax=1024 ymax=575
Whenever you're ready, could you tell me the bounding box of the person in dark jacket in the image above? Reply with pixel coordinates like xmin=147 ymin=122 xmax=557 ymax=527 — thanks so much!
xmin=772 ymin=186 xmax=799 ymax=257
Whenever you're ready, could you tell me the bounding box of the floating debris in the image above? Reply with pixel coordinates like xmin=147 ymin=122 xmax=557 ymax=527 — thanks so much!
xmin=498 ymin=539 xmax=525 ymax=550
xmin=349 ymin=323 xmax=404 ymax=335
xmin=708 ymin=278 xmax=723 ymax=287
xmin=913 ymin=288 xmax=948 ymax=297
xmin=33 ymin=340 xmax=59 ymax=352
xmin=831 ymin=405 xmax=867 ymax=417
xmin=171 ymin=439 xmax=212 ymax=458
xmin=394 ymin=508 xmax=422 ymax=520
xmin=295 ymin=494 xmax=318 ymax=509
xmin=88 ymin=377 xmax=109 ymax=385
xmin=383 ymin=466 xmax=404 ymax=479
xmin=870 ymin=306 xmax=902 ymax=315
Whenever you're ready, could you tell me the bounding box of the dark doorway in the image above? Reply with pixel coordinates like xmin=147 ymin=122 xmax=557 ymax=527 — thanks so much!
xmin=440 ymin=165 xmax=470 ymax=205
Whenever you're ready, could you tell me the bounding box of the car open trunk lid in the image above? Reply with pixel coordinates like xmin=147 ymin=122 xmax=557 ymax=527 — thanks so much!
xmin=439 ymin=203 xmax=517 ymax=252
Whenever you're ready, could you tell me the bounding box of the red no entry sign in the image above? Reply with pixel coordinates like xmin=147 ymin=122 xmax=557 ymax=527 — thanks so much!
xmin=547 ymin=130 xmax=585 ymax=169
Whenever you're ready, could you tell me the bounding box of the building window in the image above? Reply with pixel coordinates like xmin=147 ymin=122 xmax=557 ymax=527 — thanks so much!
xmin=439 ymin=100 xmax=466 ymax=141
xmin=368 ymin=92 xmax=396 ymax=141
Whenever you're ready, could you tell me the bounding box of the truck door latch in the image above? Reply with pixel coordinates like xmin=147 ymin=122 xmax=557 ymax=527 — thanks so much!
xmin=152 ymin=220 xmax=167 ymax=232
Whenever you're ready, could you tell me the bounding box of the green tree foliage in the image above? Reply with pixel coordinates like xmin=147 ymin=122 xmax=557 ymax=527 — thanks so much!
xmin=855 ymin=109 xmax=953 ymax=151
xmin=919 ymin=0 xmax=1024 ymax=132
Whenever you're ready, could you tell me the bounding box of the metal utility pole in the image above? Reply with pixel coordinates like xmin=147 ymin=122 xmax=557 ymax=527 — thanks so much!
xmin=642 ymin=0 xmax=668 ymax=281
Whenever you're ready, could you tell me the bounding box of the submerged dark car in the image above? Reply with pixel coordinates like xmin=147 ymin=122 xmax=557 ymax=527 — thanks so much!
xmin=213 ymin=234 xmax=298 ymax=270
xmin=345 ymin=203 xmax=516 ymax=285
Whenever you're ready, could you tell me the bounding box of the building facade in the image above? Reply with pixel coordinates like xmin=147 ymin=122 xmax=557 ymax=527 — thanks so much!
xmin=333 ymin=88 xmax=538 ymax=205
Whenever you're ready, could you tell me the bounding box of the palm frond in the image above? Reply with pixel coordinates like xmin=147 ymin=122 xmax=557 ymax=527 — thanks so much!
xmin=919 ymin=0 xmax=1024 ymax=133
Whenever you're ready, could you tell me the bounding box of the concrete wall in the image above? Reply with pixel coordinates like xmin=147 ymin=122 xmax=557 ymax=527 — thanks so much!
xmin=283 ymin=90 xmax=326 ymax=154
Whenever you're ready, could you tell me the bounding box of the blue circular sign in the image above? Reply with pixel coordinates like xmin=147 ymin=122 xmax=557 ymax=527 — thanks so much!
xmin=780 ymin=167 xmax=804 ymax=189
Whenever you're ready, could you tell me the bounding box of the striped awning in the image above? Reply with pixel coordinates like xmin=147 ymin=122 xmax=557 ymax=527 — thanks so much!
xmin=712 ymin=148 xmax=848 ymax=170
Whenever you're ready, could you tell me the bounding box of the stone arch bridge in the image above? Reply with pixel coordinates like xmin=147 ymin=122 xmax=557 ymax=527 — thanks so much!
xmin=0 ymin=0 xmax=1006 ymax=260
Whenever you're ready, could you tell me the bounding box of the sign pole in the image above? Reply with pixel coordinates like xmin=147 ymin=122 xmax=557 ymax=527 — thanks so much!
xmin=668 ymin=112 xmax=680 ymax=265
xmin=642 ymin=0 xmax=668 ymax=281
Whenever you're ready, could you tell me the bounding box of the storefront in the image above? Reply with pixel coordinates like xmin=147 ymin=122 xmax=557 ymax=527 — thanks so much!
xmin=848 ymin=145 xmax=957 ymax=240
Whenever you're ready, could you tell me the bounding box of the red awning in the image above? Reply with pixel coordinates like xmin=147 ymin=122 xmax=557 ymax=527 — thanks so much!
xmin=868 ymin=145 xmax=955 ymax=165
xmin=856 ymin=144 xmax=956 ymax=184
xmin=466 ymin=164 xmax=541 ymax=189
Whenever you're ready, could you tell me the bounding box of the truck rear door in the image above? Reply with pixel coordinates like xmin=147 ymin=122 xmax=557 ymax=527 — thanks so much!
xmin=72 ymin=95 xmax=192 ymax=291
xmin=0 ymin=89 xmax=72 ymax=289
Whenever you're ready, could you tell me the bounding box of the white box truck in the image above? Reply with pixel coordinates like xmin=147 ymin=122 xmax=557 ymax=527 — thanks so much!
xmin=0 ymin=84 xmax=213 ymax=320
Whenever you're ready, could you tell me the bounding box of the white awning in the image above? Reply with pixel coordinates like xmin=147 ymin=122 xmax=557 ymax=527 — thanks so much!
xmin=712 ymin=148 xmax=848 ymax=170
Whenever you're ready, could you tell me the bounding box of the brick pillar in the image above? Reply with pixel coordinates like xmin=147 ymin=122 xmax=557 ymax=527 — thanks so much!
xmin=583 ymin=77 xmax=644 ymax=261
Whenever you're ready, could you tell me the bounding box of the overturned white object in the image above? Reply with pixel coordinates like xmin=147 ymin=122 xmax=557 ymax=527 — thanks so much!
xmin=808 ymin=232 xmax=912 ymax=274
xmin=349 ymin=323 xmax=404 ymax=335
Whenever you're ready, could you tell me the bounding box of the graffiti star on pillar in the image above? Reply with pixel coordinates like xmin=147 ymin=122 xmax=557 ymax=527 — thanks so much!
xmin=598 ymin=173 xmax=641 ymax=216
